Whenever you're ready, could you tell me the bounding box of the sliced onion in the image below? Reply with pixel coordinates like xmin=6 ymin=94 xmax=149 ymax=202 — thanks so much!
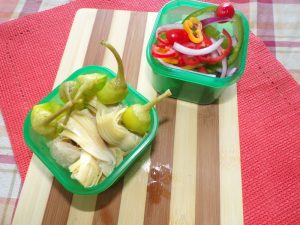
xmin=217 ymin=47 xmax=227 ymax=78
xmin=232 ymin=37 xmax=237 ymax=47
xmin=173 ymin=37 xmax=224 ymax=56
xmin=155 ymin=23 xmax=183 ymax=37
xmin=157 ymin=59 xmax=216 ymax=78
xmin=220 ymin=57 xmax=227 ymax=78
xmin=201 ymin=16 xmax=232 ymax=27
xmin=226 ymin=67 xmax=237 ymax=76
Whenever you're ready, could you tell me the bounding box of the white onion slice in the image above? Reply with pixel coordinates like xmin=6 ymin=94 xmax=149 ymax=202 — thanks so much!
xmin=157 ymin=59 xmax=216 ymax=78
xmin=155 ymin=23 xmax=183 ymax=37
xmin=217 ymin=47 xmax=227 ymax=78
xmin=226 ymin=67 xmax=237 ymax=76
xmin=173 ymin=38 xmax=224 ymax=56
xmin=232 ymin=37 xmax=237 ymax=47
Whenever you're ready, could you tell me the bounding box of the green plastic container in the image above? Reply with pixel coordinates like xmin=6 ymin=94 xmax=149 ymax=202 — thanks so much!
xmin=146 ymin=0 xmax=250 ymax=104
xmin=23 ymin=66 xmax=159 ymax=195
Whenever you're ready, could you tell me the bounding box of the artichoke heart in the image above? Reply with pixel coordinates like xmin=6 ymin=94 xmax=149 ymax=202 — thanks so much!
xmin=69 ymin=151 xmax=102 ymax=188
xmin=60 ymin=111 xmax=116 ymax=166
xmin=96 ymin=108 xmax=141 ymax=152
xmin=48 ymin=137 xmax=80 ymax=168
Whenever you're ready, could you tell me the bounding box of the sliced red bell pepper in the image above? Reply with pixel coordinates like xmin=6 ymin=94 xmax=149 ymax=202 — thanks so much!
xmin=152 ymin=44 xmax=177 ymax=58
xmin=181 ymin=54 xmax=201 ymax=66
xmin=198 ymin=66 xmax=208 ymax=73
xmin=177 ymin=53 xmax=186 ymax=67
xmin=157 ymin=31 xmax=169 ymax=45
xmin=198 ymin=29 xmax=232 ymax=64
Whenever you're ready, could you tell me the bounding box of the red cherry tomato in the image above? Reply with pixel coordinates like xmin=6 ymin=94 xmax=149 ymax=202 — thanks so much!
xmin=165 ymin=29 xmax=190 ymax=45
xmin=216 ymin=2 xmax=235 ymax=18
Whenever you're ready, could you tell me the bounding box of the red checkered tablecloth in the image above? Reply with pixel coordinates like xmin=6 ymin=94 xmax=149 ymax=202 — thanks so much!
xmin=0 ymin=1 xmax=299 ymax=225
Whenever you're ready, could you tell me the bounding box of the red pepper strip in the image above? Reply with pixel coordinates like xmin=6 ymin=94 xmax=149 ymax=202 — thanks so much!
xmin=181 ymin=54 xmax=201 ymax=66
xmin=180 ymin=35 xmax=212 ymax=50
xmin=198 ymin=29 xmax=232 ymax=64
xmin=152 ymin=44 xmax=177 ymax=58
xmin=198 ymin=66 xmax=208 ymax=73
xmin=177 ymin=53 xmax=186 ymax=67
xmin=157 ymin=31 xmax=169 ymax=45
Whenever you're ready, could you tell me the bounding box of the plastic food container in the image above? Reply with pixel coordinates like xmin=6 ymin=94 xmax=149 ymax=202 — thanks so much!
xmin=146 ymin=0 xmax=250 ymax=104
xmin=23 ymin=66 xmax=159 ymax=195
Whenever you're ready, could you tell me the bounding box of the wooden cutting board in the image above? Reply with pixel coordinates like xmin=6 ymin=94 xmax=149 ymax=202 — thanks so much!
xmin=12 ymin=9 xmax=243 ymax=225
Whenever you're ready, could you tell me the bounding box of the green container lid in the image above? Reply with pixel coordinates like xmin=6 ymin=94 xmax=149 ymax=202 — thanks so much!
xmin=146 ymin=0 xmax=250 ymax=104
xmin=23 ymin=65 xmax=159 ymax=195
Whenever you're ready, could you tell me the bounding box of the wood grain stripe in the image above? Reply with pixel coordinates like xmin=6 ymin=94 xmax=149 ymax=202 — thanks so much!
xmin=169 ymin=101 xmax=198 ymax=225
xmin=118 ymin=12 xmax=149 ymax=225
xmin=67 ymin=195 xmax=98 ymax=225
xmin=83 ymin=10 xmax=114 ymax=66
xmin=143 ymin=13 xmax=176 ymax=223
xmin=143 ymin=98 xmax=176 ymax=225
xmin=219 ymin=84 xmax=243 ymax=225
xmin=92 ymin=10 xmax=130 ymax=225
xmin=42 ymin=180 xmax=73 ymax=225
xmin=12 ymin=9 xmax=97 ymax=225
xmin=122 ymin=12 xmax=148 ymax=88
xmin=92 ymin=180 xmax=123 ymax=225
xmin=196 ymin=104 xmax=220 ymax=225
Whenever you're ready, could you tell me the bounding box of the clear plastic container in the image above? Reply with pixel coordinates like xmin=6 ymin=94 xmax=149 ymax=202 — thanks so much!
xmin=23 ymin=65 xmax=159 ymax=195
xmin=146 ymin=0 xmax=250 ymax=104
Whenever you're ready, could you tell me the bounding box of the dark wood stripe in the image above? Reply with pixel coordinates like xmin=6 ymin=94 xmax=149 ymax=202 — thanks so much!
xmin=92 ymin=11 xmax=148 ymax=225
xmin=92 ymin=180 xmax=123 ymax=225
xmin=122 ymin=12 xmax=148 ymax=88
xmin=83 ymin=10 xmax=114 ymax=66
xmin=42 ymin=179 xmax=73 ymax=225
xmin=196 ymin=103 xmax=220 ymax=225
xmin=143 ymin=98 xmax=177 ymax=225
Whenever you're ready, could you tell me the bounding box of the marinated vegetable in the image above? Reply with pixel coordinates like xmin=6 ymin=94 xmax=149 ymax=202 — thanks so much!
xmin=151 ymin=2 xmax=243 ymax=78
xmin=30 ymin=42 xmax=160 ymax=188
xmin=97 ymin=41 xmax=128 ymax=105
xmin=122 ymin=89 xmax=172 ymax=136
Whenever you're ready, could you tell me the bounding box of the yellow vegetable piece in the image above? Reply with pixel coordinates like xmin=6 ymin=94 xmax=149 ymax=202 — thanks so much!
xmin=162 ymin=57 xmax=179 ymax=65
xmin=183 ymin=17 xmax=203 ymax=43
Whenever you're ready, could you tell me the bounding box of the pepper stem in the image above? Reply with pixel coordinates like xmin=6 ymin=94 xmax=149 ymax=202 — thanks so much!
xmin=143 ymin=89 xmax=172 ymax=111
xmin=43 ymin=101 xmax=73 ymax=125
xmin=101 ymin=41 xmax=126 ymax=84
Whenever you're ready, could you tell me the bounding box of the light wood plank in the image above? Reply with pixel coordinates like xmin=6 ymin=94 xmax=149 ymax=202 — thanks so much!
xmin=219 ymin=84 xmax=244 ymax=225
xmin=12 ymin=9 xmax=98 ymax=225
xmin=12 ymin=156 xmax=52 ymax=225
xmin=169 ymin=101 xmax=198 ymax=225
xmin=66 ymin=195 xmax=98 ymax=225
